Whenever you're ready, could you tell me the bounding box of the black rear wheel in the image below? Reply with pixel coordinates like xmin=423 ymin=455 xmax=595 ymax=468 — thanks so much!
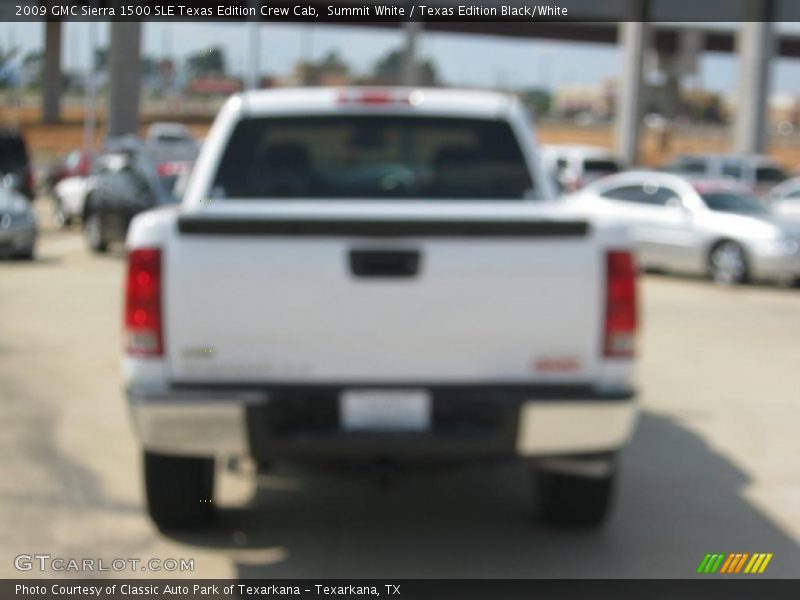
xmin=144 ymin=451 xmax=216 ymax=531
xmin=53 ymin=197 xmax=72 ymax=228
xmin=84 ymin=212 xmax=108 ymax=253
xmin=13 ymin=245 xmax=35 ymax=260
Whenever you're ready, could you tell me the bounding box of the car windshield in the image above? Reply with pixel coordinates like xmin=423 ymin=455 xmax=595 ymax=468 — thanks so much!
xmin=584 ymin=159 xmax=620 ymax=173
xmin=211 ymin=115 xmax=535 ymax=200
xmin=700 ymin=191 xmax=768 ymax=215
xmin=755 ymin=166 xmax=787 ymax=184
xmin=154 ymin=134 xmax=189 ymax=144
xmin=664 ymin=159 xmax=706 ymax=174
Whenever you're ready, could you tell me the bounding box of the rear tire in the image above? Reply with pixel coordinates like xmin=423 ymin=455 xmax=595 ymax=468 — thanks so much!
xmin=144 ymin=452 xmax=216 ymax=531
xmin=13 ymin=245 xmax=35 ymax=260
xmin=708 ymin=240 xmax=748 ymax=285
xmin=84 ymin=212 xmax=108 ymax=253
xmin=535 ymin=468 xmax=615 ymax=528
xmin=53 ymin=197 xmax=71 ymax=228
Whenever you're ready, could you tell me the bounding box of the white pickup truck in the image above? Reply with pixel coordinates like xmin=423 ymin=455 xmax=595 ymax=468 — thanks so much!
xmin=123 ymin=88 xmax=638 ymax=531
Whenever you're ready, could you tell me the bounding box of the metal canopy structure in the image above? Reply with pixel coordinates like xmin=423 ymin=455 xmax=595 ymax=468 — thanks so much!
xmin=38 ymin=0 xmax=798 ymax=160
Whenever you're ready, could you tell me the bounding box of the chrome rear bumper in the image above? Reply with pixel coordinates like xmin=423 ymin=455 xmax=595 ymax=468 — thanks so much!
xmin=128 ymin=385 xmax=637 ymax=459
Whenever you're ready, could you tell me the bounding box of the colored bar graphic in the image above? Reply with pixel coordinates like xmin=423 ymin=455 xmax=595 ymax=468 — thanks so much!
xmin=750 ymin=554 xmax=766 ymax=573
xmin=710 ymin=554 xmax=725 ymax=573
xmin=745 ymin=554 xmax=760 ymax=573
xmin=697 ymin=554 xmax=712 ymax=574
xmin=697 ymin=552 xmax=772 ymax=574
xmin=734 ymin=553 xmax=749 ymax=573
xmin=719 ymin=554 xmax=736 ymax=574
xmin=721 ymin=553 xmax=739 ymax=574
xmin=758 ymin=554 xmax=773 ymax=573
xmin=705 ymin=554 xmax=719 ymax=573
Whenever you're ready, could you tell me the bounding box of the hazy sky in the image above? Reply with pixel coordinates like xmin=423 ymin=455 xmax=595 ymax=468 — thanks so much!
xmin=1 ymin=21 xmax=800 ymax=96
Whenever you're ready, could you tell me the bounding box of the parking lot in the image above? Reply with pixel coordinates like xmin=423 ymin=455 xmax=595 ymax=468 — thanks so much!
xmin=1 ymin=209 xmax=799 ymax=579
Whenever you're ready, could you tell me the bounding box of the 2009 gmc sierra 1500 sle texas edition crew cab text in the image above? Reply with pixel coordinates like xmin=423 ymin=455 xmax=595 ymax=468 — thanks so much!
xmin=123 ymin=88 xmax=638 ymax=530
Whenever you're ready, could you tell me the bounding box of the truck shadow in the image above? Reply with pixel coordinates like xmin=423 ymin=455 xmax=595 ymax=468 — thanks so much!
xmin=643 ymin=270 xmax=800 ymax=292
xmin=167 ymin=412 xmax=800 ymax=577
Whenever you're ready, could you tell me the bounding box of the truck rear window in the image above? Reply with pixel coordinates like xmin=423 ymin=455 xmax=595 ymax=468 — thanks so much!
xmin=211 ymin=116 xmax=534 ymax=200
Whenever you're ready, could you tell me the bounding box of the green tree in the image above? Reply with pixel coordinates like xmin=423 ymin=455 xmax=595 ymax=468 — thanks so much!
xmin=519 ymin=88 xmax=552 ymax=117
xmin=371 ymin=48 xmax=438 ymax=86
xmin=186 ymin=47 xmax=226 ymax=77
xmin=318 ymin=50 xmax=348 ymax=74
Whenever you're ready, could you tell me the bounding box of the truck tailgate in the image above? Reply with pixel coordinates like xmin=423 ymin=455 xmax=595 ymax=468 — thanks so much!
xmin=165 ymin=208 xmax=601 ymax=384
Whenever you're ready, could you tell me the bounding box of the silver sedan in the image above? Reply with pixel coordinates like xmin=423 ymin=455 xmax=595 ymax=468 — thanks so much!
xmin=570 ymin=171 xmax=800 ymax=285
xmin=0 ymin=175 xmax=37 ymax=260
xmin=768 ymin=177 xmax=800 ymax=223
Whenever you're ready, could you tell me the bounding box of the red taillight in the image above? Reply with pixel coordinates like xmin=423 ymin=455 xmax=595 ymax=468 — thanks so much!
xmin=156 ymin=161 xmax=190 ymax=177
xmin=604 ymin=251 xmax=637 ymax=358
xmin=337 ymin=88 xmax=412 ymax=106
xmin=125 ymin=248 xmax=163 ymax=356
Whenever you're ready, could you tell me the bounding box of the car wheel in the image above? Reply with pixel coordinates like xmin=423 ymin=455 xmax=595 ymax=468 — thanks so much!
xmin=535 ymin=467 xmax=615 ymax=528
xmin=13 ymin=245 xmax=35 ymax=261
xmin=53 ymin=197 xmax=71 ymax=228
xmin=84 ymin=212 xmax=108 ymax=253
xmin=144 ymin=451 xmax=215 ymax=531
xmin=708 ymin=240 xmax=748 ymax=285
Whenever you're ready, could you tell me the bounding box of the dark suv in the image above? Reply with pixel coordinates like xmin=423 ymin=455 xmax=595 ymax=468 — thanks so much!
xmin=82 ymin=150 xmax=186 ymax=253
xmin=0 ymin=130 xmax=34 ymax=200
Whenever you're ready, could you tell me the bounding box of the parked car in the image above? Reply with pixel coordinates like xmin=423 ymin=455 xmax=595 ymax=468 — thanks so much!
xmin=155 ymin=160 xmax=194 ymax=201
xmin=0 ymin=129 xmax=35 ymax=200
xmin=570 ymin=170 xmax=800 ymax=285
xmin=83 ymin=152 xmax=182 ymax=253
xmin=768 ymin=177 xmax=800 ymax=222
xmin=0 ymin=173 xmax=36 ymax=259
xmin=52 ymin=153 xmax=126 ymax=228
xmin=144 ymin=122 xmax=200 ymax=163
xmin=44 ymin=149 xmax=92 ymax=193
xmin=124 ymin=87 xmax=638 ymax=531
xmin=662 ymin=153 xmax=788 ymax=198
xmin=541 ymin=144 xmax=625 ymax=193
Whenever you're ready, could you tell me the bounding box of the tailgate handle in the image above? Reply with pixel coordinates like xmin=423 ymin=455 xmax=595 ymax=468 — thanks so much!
xmin=349 ymin=249 xmax=421 ymax=279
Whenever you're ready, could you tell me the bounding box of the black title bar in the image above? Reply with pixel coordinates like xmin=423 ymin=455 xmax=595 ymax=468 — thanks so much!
xmin=4 ymin=579 xmax=800 ymax=600
xmin=1 ymin=0 xmax=798 ymax=22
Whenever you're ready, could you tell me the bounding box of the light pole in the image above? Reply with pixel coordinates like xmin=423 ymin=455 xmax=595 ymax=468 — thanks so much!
xmin=402 ymin=20 xmax=421 ymax=86
xmin=84 ymin=19 xmax=97 ymax=155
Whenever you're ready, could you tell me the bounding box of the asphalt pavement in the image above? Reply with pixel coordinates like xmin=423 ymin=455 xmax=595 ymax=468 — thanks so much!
xmin=1 ymin=211 xmax=798 ymax=578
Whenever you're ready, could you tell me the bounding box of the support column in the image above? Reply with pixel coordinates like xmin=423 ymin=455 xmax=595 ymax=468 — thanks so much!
xmin=401 ymin=21 xmax=421 ymax=86
xmin=246 ymin=0 xmax=261 ymax=91
xmin=107 ymin=22 xmax=142 ymax=137
xmin=734 ymin=4 xmax=775 ymax=154
xmin=614 ymin=5 xmax=650 ymax=165
xmin=246 ymin=21 xmax=261 ymax=91
xmin=42 ymin=21 xmax=62 ymax=124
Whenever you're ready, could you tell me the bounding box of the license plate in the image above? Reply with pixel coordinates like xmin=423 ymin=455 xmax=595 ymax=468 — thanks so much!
xmin=340 ymin=389 xmax=431 ymax=432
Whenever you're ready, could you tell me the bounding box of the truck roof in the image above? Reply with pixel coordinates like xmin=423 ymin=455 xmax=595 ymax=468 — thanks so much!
xmin=234 ymin=87 xmax=519 ymax=119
